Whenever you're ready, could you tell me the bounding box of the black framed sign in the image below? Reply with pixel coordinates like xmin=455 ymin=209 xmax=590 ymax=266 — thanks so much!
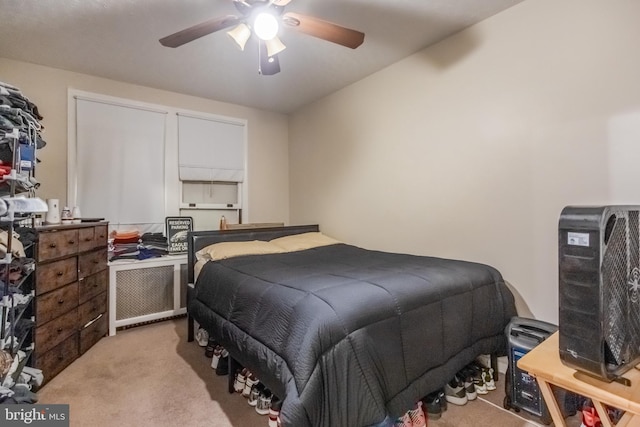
xmin=165 ymin=216 xmax=193 ymax=254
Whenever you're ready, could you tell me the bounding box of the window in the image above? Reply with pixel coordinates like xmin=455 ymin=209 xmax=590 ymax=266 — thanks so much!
xmin=177 ymin=113 xmax=246 ymax=182
xmin=73 ymin=96 xmax=167 ymax=232
xmin=69 ymin=91 xmax=248 ymax=233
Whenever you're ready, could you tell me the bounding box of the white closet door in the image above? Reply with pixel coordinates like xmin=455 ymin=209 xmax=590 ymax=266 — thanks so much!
xmin=75 ymin=99 xmax=166 ymax=230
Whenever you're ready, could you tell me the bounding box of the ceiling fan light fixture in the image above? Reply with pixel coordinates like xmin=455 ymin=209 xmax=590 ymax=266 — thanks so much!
xmin=159 ymin=0 xmax=366 ymax=76
xmin=253 ymin=12 xmax=279 ymax=40
xmin=265 ymin=36 xmax=286 ymax=57
xmin=227 ymin=23 xmax=251 ymax=50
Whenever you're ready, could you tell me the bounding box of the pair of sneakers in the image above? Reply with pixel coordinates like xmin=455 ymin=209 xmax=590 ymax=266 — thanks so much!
xmin=458 ymin=362 xmax=496 ymax=397
xmin=248 ymin=382 xmax=264 ymax=407
xmin=244 ymin=377 xmax=282 ymax=426
xmin=241 ymin=372 xmax=259 ymax=398
xmin=233 ymin=368 xmax=250 ymax=393
xmin=268 ymin=396 xmax=282 ymax=427
xmin=421 ymin=389 xmax=447 ymax=420
xmin=195 ymin=328 xmax=209 ymax=347
xmin=210 ymin=346 xmax=229 ymax=376
xmin=204 ymin=337 xmax=217 ymax=358
xmin=445 ymin=374 xmax=472 ymax=406
xmin=479 ymin=365 xmax=496 ymax=392
xmin=255 ymin=388 xmax=273 ymax=416
xmin=444 ymin=365 xmax=492 ymax=406
xmin=394 ymin=401 xmax=427 ymax=427
xmin=444 ymin=370 xmax=478 ymax=406
xmin=248 ymin=382 xmax=273 ymax=416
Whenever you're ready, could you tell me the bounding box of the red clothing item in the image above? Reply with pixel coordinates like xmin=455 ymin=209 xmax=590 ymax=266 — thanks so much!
xmin=113 ymin=236 xmax=140 ymax=244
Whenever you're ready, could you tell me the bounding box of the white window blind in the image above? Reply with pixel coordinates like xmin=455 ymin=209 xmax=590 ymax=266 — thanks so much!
xmin=177 ymin=113 xmax=245 ymax=182
xmin=75 ymin=98 xmax=166 ymax=230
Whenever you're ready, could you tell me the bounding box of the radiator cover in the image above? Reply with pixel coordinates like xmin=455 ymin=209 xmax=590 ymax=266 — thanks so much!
xmin=116 ymin=265 xmax=174 ymax=320
xmin=109 ymin=256 xmax=188 ymax=334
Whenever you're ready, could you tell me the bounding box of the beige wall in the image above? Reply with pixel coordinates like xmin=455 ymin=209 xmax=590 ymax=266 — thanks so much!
xmin=4 ymin=0 xmax=640 ymax=322
xmin=289 ymin=0 xmax=640 ymax=323
xmin=0 ymin=57 xmax=290 ymax=225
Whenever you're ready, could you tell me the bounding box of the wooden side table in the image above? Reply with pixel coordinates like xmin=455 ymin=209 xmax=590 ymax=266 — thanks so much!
xmin=517 ymin=332 xmax=640 ymax=427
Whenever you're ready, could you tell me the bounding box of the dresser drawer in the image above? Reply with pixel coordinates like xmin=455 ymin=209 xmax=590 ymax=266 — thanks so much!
xmin=78 ymin=292 xmax=107 ymax=327
xmin=36 ymin=257 xmax=78 ymax=295
xmin=33 ymin=222 xmax=110 ymax=385
xmin=37 ymin=229 xmax=79 ymax=261
xmin=79 ymin=269 xmax=108 ymax=305
xmin=78 ymin=225 xmax=109 ymax=252
xmin=36 ymin=282 xmax=79 ymax=326
xmin=80 ymin=313 xmax=108 ymax=354
xmin=94 ymin=225 xmax=108 ymax=248
xmin=79 ymin=248 xmax=108 ymax=278
xmin=35 ymin=308 xmax=78 ymax=355
xmin=36 ymin=333 xmax=79 ymax=383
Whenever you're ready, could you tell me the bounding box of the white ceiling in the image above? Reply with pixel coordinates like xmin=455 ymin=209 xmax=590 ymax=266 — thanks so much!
xmin=0 ymin=0 xmax=524 ymax=114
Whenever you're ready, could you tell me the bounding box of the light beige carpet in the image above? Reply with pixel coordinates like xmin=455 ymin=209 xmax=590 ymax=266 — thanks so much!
xmin=38 ymin=318 xmax=582 ymax=427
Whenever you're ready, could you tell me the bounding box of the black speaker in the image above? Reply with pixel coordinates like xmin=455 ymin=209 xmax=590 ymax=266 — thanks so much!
xmin=558 ymin=205 xmax=640 ymax=382
xmin=504 ymin=317 xmax=577 ymax=425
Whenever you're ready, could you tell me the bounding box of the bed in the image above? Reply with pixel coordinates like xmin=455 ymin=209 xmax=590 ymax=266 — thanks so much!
xmin=187 ymin=225 xmax=516 ymax=427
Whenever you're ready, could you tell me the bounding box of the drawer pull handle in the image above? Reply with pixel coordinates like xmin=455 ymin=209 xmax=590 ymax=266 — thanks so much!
xmin=84 ymin=313 xmax=103 ymax=328
xmin=58 ymin=299 xmax=64 ymax=304
xmin=57 ymin=327 xmax=63 ymax=333
xmin=85 ymin=238 xmax=92 ymax=241
xmin=57 ymin=355 xmax=64 ymax=360
xmin=49 ymin=243 xmax=57 ymax=248
xmin=93 ymin=260 xmax=100 ymax=264
xmin=57 ymin=272 xmax=64 ymax=277
xmin=68 ymin=240 xmax=75 ymax=244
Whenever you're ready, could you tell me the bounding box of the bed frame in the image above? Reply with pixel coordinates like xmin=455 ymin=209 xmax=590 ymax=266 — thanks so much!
xmin=185 ymin=223 xmax=501 ymax=424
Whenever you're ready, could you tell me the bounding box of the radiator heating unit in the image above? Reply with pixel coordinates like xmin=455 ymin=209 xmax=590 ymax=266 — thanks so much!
xmin=108 ymin=255 xmax=188 ymax=335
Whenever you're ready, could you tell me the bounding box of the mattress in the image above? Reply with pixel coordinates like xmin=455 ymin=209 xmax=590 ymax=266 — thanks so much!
xmin=190 ymin=243 xmax=516 ymax=427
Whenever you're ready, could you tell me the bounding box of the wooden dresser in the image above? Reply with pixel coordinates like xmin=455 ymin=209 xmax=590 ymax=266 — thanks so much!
xmin=33 ymin=221 xmax=109 ymax=383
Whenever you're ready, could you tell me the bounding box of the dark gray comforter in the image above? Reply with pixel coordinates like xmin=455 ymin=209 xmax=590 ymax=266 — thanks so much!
xmin=190 ymin=243 xmax=516 ymax=427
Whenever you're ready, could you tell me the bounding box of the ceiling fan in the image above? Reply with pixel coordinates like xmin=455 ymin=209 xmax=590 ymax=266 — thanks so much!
xmin=159 ymin=0 xmax=365 ymax=75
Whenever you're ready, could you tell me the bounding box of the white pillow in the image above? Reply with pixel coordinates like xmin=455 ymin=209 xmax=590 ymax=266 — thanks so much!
xmin=270 ymin=232 xmax=340 ymax=252
xmin=196 ymin=240 xmax=284 ymax=261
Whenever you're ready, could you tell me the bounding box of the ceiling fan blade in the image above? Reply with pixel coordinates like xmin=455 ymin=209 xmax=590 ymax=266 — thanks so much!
xmin=258 ymin=41 xmax=281 ymax=75
xmin=159 ymin=15 xmax=241 ymax=48
xmin=232 ymin=0 xmax=253 ymax=16
xmin=272 ymin=0 xmax=293 ymax=5
xmin=282 ymin=12 xmax=364 ymax=49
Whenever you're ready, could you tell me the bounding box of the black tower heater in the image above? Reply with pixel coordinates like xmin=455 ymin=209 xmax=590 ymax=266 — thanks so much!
xmin=558 ymin=205 xmax=640 ymax=383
